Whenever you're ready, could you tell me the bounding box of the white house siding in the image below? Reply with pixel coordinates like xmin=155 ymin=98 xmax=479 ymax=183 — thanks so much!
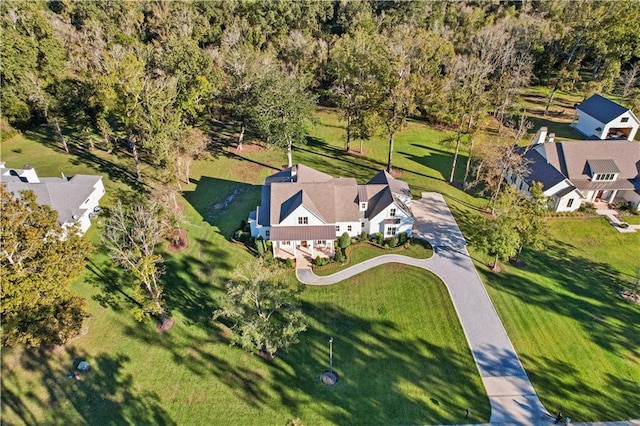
xmin=81 ymin=179 xmax=105 ymax=212
xmin=335 ymin=221 xmax=361 ymax=237
xmin=601 ymin=112 xmax=639 ymax=141
xmin=574 ymin=112 xmax=604 ymax=139
xmin=368 ymin=203 xmax=413 ymax=237
xmin=279 ymin=205 xmax=326 ymax=226
xmin=554 ymin=194 xmax=581 ymax=212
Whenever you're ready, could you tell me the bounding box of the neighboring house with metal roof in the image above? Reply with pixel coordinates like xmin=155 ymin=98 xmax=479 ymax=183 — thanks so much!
xmin=1 ymin=163 xmax=105 ymax=235
xmin=248 ymin=164 xmax=414 ymax=259
xmin=571 ymin=94 xmax=639 ymax=141
xmin=509 ymin=128 xmax=640 ymax=212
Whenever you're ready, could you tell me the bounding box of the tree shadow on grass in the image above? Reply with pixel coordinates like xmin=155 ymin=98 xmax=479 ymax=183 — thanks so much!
xmin=25 ymin=127 xmax=148 ymax=191
xmin=114 ymin=267 xmax=490 ymax=425
xmin=267 ymin=298 xmax=489 ymax=425
xmin=1 ymin=347 xmax=174 ymax=425
xmin=481 ymin=240 xmax=639 ymax=357
xmin=182 ymin=176 xmax=261 ymax=236
xmin=477 ymin=240 xmax=640 ymax=420
xmin=519 ymin=353 xmax=640 ymax=422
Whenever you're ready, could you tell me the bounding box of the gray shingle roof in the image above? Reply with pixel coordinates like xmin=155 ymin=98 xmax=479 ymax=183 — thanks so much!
xmin=521 ymin=146 xmax=568 ymax=190
xmin=2 ymin=173 xmax=102 ymax=226
xmin=576 ymin=94 xmax=629 ymax=123
xmin=258 ymin=165 xmax=413 ymax=231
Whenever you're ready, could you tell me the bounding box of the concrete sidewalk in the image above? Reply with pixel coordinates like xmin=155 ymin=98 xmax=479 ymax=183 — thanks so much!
xmin=297 ymin=192 xmax=551 ymax=424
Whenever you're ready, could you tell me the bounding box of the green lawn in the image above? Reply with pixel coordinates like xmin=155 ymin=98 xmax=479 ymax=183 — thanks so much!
xmin=472 ymin=218 xmax=640 ymax=422
xmin=1 ymin=121 xmax=487 ymax=425
xmin=314 ymin=239 xmax=433 ymax=276
xmin=2 ymin=104 xmax=638 ymax=424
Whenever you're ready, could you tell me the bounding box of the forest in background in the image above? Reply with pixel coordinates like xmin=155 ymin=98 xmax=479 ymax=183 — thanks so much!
xmin=2 ymin=0 xmax=640 ymax=179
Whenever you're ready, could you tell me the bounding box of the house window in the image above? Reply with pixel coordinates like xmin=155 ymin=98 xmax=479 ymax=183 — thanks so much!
xmin=518 ymin=181 xmax=524 ymax=191
xmin=347 ymin=225 xmax=352 ymax=232
xmin=386 ymin=227 xmax=397 ymax=236
xmin=595 ymin=173 xmax=616 ymax=181
xmin=567 ymin=199 xmax=574 ymax=208
xmin=335 ymin=225 xmax=340 ymax=232
xmin=360 ymin=202 xmax=367 ymax=210
xmin=361 ymin=222 xmax=365 ymax=228
xmin=265 ymin=230 xmax=270 ymax=238
xmin=316 ymin=240 xmax=323 ymax=245
xmin=389 ymin=208 xmax=396 ymax=217
xmin=621 ymin=117 xmax=629 ymax=123
xmin=298 ymin=217 xmax=308 ymax=225
xmin=283 ymin=241 xmax=291 ymax=246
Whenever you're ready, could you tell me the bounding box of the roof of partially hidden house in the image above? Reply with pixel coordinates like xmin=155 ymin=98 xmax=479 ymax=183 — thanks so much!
xmin=2 ymin=173 xmax=102 ymax=225
xmin=576 ymin=94 xmax=629 ymax=123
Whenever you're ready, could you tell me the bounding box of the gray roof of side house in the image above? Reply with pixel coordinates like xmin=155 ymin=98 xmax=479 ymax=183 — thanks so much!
xmin=2 ymin=174 xmax=102 ymax=226
xmin=576 ymin=94 xmax=629 ymax=123
xmin=521 ymin=146 xmax=570 ymax=191
xmin=541 ymin=140 xmax=640 ymax=192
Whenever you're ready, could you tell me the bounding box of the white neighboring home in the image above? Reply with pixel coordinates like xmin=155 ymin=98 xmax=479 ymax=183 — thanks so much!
xmin=1 ymin=163 xmax=105 ymax=235
xmin=248 ymin=164 xmax=414 ymax=259
xmin=572 ymin=94 xmax=639 ymax=141
xmin=509 ymin=128 xmax=640 ymax=212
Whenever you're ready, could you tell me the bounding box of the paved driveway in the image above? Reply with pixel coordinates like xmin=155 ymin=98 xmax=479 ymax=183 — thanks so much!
xmin=297 ymin=192 xmax=550 ymax=424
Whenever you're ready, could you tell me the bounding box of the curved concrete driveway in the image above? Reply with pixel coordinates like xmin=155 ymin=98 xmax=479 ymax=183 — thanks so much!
xmin=297 ymin=192 xmax=550 ymax=424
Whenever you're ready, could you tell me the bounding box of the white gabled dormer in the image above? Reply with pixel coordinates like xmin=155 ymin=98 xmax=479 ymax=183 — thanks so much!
xmin=587 ymin=159 xmax=619 ymax=182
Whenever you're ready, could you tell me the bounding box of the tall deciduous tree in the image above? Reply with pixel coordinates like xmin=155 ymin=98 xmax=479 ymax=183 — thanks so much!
xmin=102 ymin=201 xmax=168 ymax=322
xmin=214 ymin=258 xmax=307 ymax=358
xmin=329 ymin=27 xmax=385 ymax=152
xmin=378 ymin=25 xmax=453 ymax=173
xmin=253 ymin=70 xmax=316 ymax=167
xmin=469 ymin=116 xmax=532 ymax=213
xmin=1 ymin=187 xmax=92 ymax=348
xmin=513 ymin=181 xmax=548 ymax=262
xmin=470 ymin=185 xmax=522 ymax=272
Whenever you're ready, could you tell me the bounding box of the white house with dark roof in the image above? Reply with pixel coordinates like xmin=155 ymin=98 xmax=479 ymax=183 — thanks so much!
xmin=572 ymin=94 xmax=639 ymax=141
xmin=248 ymin=164 xmax=414 ymax=259
xmin=509 ymin=128 xmax=640 ymax=212
xmin=1 ymin=163 xmax=105 ymax=234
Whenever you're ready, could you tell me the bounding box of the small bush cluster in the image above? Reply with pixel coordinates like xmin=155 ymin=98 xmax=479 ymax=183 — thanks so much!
xmin=615 ymin=201 xmax=637 ymax=214
xmin=334 ymin=248 xmax=345 ymax=264
xmin=315 ymin=256 xmax=327 ymax=266
xmin=578 ymin=203 xmax=597 ymax=214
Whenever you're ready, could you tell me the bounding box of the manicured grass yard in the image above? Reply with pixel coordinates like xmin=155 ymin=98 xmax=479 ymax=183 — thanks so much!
xmin=473 ymin=218 xmax=640 ymax=422
xmin=2 ymin=104 xmax=638 ymax=424
xmin=314 ymin=239 xmax=433 ymax=276
xmin=1 ymin=122 xmax=487 ymax=424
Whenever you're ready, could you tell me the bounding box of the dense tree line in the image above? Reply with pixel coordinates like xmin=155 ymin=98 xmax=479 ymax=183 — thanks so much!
xmin=2 ymin=0 xmax=639 ymax=174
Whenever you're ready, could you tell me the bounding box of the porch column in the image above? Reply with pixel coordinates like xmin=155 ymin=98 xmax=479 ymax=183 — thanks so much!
xmin=310 ymin=241 xmax=314 ymax=258
xmin=293 ymin=242 xmax=297 ymax=257
xmin=608 ymin=190 xmax=617 ymax=204
xmin=272 ymin=241 xmax=277 ymax=257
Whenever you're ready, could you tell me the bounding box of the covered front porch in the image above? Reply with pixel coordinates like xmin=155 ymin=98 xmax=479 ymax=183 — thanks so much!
xmin=270 ymin=224 xmax=337 ymax=260
xmin=273 ymin=240 xmax=334 ymax=260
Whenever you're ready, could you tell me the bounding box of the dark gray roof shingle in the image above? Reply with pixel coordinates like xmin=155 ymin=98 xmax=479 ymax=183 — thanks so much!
xmin=577 ymin=94 xmax=629 ymax=123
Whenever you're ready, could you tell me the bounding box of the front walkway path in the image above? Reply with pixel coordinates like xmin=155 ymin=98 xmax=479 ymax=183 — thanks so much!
xmin=296 ymin=192 xmax=550 ymax=424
